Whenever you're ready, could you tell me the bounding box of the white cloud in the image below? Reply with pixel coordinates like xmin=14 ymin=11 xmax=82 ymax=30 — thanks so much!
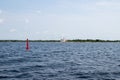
xmin=42 ymin=31 xmax=49 ymax=34
xmin=9 ymin=29 xmax=16 ymax=32
xmin=0 ymin=10 xmax=2 ymax=14
xmin=35 ymin=31 xmax=40 ymax=34
xmin=56 ymin=0 xmax=120 ymax=12
xmin=1 ymin=0 xmax=120 ymax=40
xmin=0 ymin=19 xmax=4 ymax=24
xmin=36 ymin=10 xmax=41 ymax=14
xmin=96 ymin=1 xmax=120 ymax=7
xmin=96 ymin=1 xmax=108 ymax=6
xmin=35 ymin=31 xmax=49 ymax=35
xmin=25 ymin=18 xmax=29 ymax=23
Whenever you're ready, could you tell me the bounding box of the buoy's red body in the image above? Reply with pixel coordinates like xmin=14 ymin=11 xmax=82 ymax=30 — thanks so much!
xmin=26 ymin=38 xmax=29 ymax=50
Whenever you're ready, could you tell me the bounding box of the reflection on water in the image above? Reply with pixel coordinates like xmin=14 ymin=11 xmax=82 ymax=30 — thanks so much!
xmin=0 ymin=42 xmax=120 ymax=80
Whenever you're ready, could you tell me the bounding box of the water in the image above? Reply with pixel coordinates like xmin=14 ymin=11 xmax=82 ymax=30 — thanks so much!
xmin=0 ymin=42 xmax=120 ymax=80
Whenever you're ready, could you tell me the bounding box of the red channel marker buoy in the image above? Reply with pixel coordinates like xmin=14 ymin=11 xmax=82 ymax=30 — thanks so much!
xmin=26 ymin=38 xmax=29 ymax=50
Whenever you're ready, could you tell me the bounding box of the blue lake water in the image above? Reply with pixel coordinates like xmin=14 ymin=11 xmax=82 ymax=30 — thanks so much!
xmin=0 ymin=42 xmax=120 ymax=80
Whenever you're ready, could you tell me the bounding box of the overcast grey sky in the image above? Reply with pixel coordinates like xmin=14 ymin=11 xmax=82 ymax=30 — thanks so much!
xmin=0 ymin=0 xmax=120 ymax=40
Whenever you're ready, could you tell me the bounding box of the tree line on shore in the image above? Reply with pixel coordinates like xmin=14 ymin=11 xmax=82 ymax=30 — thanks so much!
xmin=0 ymin=39 xmax=120 ymax=42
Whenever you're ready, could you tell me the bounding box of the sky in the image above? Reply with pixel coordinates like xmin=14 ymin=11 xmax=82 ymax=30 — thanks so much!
xmin=0 ymin=0 xmax=120 ymax=40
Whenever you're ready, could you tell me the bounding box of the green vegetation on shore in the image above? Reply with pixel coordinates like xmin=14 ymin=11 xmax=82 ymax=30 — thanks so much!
xmin=0 ymin=39 xmax=120 ymax=42
xmin=0 ymin=40 xmax=59 ymax=42
xmin=67 ymin=39 xmax=120 ymax=42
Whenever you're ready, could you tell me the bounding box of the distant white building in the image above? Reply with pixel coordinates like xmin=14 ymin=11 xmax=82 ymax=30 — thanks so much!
xmin=60 ymin=38 xmax=67 ymax=42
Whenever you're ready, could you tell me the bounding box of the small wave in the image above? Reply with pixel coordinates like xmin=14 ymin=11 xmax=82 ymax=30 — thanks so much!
xmin=52 ymin=50 xmax=66 ymax=53
xmin=33 ymin=72 xmax=58 ymax=78
xmin=96 ymin=72 xmax=109 ymax=76
xmin=0 ymin=72 xmax=33 ymax=79
xmin=1 ymin=58 xmax=27 ymax=64
xmin=70 ymin=71 xmax=118 ymax=79
xmin=0 ymin=55 xmax=7 ymax=58
xmin=0 ymin=57 xmax=31 ymax=66
xmin=70 ymin=72 xmax=92 ymax=79
xmin=111 ymin=71 xmax=120 ymax=77
xmin=14 ymin=73 xmax=33 ymax=78
xmin=77 ymin=75 xmax=91 ymax=79
xmin=0 ymin=75 xmax=12 ymax=79
xmin=19 ymin=65 xmax=46 ymax=72
xmin=1 ymin=69 xmax=20 ymax=73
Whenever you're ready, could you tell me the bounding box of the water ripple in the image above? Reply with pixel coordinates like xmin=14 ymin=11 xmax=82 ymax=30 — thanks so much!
xmin=0 ymin=42 xmax=120 ymax=80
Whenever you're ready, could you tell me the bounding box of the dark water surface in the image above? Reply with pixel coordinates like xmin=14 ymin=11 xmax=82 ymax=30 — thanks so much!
xmin=0 ymin=42 xmax=120 ymax=80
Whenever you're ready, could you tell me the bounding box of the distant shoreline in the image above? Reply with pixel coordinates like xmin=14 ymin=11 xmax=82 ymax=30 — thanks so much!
xmin=0 ymin=39 xmax=120 ymax=42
